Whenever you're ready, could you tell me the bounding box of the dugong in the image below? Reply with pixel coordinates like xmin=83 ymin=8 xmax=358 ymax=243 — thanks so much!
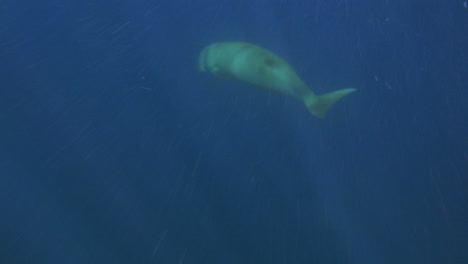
xmin=198 ymin=42 xmax=356 ymax=118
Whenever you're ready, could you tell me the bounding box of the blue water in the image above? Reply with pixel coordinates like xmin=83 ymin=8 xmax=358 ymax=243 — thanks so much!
xmin=0 ymin=1 xmax=466 ymax=263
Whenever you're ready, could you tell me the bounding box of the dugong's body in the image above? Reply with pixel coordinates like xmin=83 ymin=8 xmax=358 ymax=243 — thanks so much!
xmin=198 ymin=42 xmax=355 ymax=118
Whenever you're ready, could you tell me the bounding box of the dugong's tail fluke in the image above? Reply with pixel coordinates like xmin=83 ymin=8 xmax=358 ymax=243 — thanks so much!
xmin=304 ymin=88 xmax=356 ymax=118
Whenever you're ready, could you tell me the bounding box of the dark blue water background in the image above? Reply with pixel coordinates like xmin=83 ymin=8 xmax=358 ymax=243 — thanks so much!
xmin=0 ymin=0 xmax=466 ymax=263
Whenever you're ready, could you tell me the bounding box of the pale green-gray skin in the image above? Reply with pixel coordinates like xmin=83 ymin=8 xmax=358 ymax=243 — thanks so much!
xmin=198 ymin=42 xmax=356 ymax=118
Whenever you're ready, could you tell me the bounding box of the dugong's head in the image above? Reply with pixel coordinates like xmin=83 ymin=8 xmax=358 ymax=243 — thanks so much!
xmin=198 ymin=43 xmax=221 ymax=73
xmin=198 ymin=45 xmax=210 ymax=72
xmin=198 ymin=42 xmax=248 ymax=74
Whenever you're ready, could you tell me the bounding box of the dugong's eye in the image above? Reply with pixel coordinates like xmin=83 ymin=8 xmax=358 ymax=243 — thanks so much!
xmin=265 ymin=58 xmax=277 ymax=67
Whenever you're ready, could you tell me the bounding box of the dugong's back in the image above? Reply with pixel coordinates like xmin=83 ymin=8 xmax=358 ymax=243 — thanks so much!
xmin=199 ymin=42 xmax=283 ymax=70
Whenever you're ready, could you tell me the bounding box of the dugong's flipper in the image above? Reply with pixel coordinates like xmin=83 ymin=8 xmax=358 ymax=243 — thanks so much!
xmin=304 ymin=88 xmax=356 ymax=118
